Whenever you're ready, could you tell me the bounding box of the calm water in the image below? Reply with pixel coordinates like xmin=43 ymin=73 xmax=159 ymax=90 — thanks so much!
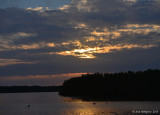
xmin=0 ymin=92 xmax=160 ymax=115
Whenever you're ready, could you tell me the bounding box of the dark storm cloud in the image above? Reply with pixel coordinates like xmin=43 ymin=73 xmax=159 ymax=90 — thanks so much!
xmin=0 ymin=7 xmax=89 ymax=44
xmin=0 ymin=0 xmax=71 ymax=9
xmin=1 ymin=46 xmax=160 ymax=77
xmin=66 ymin=0 xmax=160 ymax=27
xmin=0 ymin=0 xmax=160 ymax=81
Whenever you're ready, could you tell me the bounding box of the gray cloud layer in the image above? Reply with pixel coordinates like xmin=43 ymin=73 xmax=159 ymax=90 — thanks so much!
xmin=0 ymin=0 xmax=160 ymax=85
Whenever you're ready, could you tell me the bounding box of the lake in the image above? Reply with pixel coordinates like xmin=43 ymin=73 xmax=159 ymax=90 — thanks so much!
xmin=0 ymin=92 xmax=160 ymax=115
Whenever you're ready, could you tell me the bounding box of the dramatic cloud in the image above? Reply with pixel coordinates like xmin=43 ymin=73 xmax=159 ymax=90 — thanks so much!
xmin=0 ymin=0 xmax=160 ymax=85
xmin=51 ymin=44 xmax=155 ymax=59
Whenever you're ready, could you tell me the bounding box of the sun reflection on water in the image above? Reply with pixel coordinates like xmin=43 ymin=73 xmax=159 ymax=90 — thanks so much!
xmin=61 ymin=97 xmax=111 ymax=115
xmin=61 ymin=97 xmax=127 ymax=115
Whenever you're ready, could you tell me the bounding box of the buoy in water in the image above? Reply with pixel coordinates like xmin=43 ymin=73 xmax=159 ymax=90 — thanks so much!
xmin=27 ymin=105 xmax=31 ymax=109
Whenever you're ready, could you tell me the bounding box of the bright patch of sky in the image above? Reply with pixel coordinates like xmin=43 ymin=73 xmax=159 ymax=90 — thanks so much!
xmin=0 ymin=0 xmax=71 ymax=10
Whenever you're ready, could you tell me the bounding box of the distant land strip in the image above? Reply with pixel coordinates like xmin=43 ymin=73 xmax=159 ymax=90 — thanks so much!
xmin=0 ymin=86 xmax=62 ymax=93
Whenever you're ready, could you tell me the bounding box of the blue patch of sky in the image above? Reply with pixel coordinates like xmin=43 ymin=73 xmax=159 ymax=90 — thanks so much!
xmin=0 ymin=0 xmax=71 ymax=9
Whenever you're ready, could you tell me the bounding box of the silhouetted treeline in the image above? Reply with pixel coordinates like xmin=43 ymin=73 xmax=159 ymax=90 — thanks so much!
xmin=0 ymin=86 xmax=62 ymax=93
xmin=59 ymin=69 xmax=160 ymax=101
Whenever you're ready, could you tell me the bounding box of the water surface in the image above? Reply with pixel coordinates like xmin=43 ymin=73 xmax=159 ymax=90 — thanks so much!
xmin=0 ymin=92 xmax=160 ymax=115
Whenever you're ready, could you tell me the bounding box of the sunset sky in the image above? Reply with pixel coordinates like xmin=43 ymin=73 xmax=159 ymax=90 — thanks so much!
xmin=0 ymin=0 xmax=160 ymax=86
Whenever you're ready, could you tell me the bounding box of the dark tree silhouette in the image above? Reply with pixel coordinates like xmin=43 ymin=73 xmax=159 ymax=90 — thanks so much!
xmin=59 ymin=69 xmax=160 ymax=101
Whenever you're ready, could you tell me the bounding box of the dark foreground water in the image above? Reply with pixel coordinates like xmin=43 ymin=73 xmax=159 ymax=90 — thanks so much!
xmin=0 ymin=92 xmax=160 ymax=115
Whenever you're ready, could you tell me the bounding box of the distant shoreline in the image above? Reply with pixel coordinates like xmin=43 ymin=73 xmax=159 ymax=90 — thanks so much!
xmin=1 ymin=69 xmax=160 ymax=101
xmin=0 ymin=86 xmax=62 ymax=93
